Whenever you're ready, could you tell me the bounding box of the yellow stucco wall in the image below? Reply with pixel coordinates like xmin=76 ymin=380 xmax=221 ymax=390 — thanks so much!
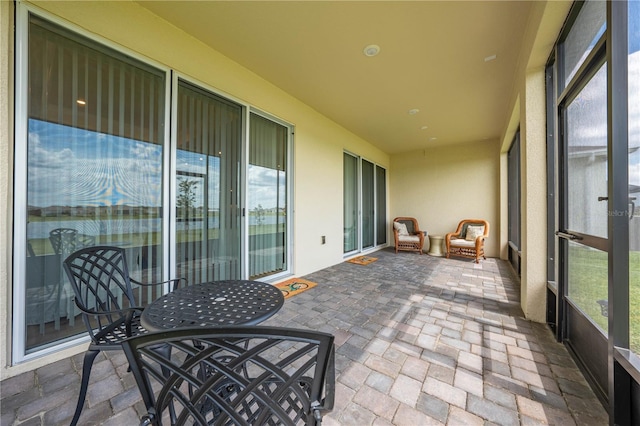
xmin=390 ymin=140 xmax=501 ymax=258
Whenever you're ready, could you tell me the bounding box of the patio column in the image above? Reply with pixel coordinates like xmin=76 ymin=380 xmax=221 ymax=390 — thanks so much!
xmin=520 ymin=68 xmax=547 ymax=323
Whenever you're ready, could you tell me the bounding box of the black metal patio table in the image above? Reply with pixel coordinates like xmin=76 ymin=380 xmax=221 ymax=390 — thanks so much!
xmin=140 ymin=280 xmax=284 ymax=331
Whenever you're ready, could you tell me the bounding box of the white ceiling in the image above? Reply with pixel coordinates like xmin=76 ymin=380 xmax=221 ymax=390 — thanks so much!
xmin=137 ymin=1 xmax=534 ymax=154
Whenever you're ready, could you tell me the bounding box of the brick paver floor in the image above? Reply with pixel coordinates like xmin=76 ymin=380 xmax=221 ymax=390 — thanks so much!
xmin=1 ymin=248 xmax=609 ymax=425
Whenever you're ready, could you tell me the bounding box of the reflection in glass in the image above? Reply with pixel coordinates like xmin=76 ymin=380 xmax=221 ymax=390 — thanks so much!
xmin=629 ymin=0 xmax=640 ymax=355
xmin=175 ymin=81 xmax=241 ymax=284
xmin=567 ymin=242 xmax=608 ymax=334
xmin=567 ymin=64 xmax=608 ymax=238
xmin=25 ymin=17 xmax=165 ymax=351
xmin=248 ymin=114 xmax=288 ymax=279
xmin=562 ymin=0 xmax=605 ymax=88
xmin=344 ymin=153 xmax=358 ymax=253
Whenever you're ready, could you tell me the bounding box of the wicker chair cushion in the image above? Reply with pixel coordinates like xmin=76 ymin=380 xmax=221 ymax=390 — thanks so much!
xmin=465 ymin=225 xmax=485 ymax=241
xmin=394 ymin=222 xmax=409 ymax=236
xmin=450 ymin=238 xmax=475 ymax=247
xmin=398 ymin=235 xmax=420 ymax=242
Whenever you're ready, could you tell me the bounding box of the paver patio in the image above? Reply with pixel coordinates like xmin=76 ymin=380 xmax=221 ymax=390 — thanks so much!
xmin=0 ymin=248 xmax=609 ymax=425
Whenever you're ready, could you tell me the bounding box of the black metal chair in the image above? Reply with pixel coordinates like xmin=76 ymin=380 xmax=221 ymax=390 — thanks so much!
xmin=122 ymin=326 xmax=336 ymax=426
xmin=63 ymin=246 xmax=186 ymax=426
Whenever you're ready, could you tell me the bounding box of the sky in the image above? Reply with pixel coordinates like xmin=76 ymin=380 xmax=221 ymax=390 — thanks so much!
xmin=28 ymin=119 xmax=284 ymax=210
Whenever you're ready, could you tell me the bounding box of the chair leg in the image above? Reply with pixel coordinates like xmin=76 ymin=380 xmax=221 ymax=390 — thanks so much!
xmin=71 ymin=349 xmax=100 ymax=426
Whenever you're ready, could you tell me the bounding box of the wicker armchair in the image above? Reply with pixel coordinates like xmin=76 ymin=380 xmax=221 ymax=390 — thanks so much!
xmin=392 ymin=217 xmax=425 ymax=254
xmin=445 ymin=219 xmax=489 ymax=263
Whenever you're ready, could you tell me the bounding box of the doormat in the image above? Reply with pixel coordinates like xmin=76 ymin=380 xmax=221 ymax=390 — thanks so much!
xmin=346 ymin=255 xmax=378 ymax=265
xmin=275 ymin=278 xmax=318 ymax=299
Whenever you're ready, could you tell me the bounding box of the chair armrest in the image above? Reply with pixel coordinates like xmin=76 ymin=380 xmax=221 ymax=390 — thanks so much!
xmin=73 ymin=298 xmax=143 ymax=318
xmin=445 ymin=232 xmax=457 ymax=241
xmin=130 ymin=277 xmax=187 ymax=291
xmin=474 ymin=235 xmax=487 ymax=248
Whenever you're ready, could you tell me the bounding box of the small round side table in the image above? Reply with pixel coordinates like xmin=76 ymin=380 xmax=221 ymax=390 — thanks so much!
xmin=428 ymin=235 xmax=444 ymax=257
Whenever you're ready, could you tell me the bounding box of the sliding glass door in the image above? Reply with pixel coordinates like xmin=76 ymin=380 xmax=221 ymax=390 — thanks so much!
xmin=14 ymin=10 xmax=294 ymax=361
xmin=343 ymin=152 xmax=386 ymax=255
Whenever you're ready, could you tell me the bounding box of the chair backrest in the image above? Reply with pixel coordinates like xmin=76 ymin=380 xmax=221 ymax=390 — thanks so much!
xmin=393 ymin=217 xmax=419 ymax=234
xmin=63 ymin=246 xmax=136 ymax=338
xmin=50 ymin=228 xmax=79 ymax=255
xmin=456 ymin=219 xmax=490 ymax=239
xmin=122 ymin=326 xmax=336 ymax=426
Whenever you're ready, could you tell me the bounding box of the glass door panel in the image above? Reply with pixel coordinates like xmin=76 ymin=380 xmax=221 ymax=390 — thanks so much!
xmin=175 ymin=81 xmax=242 ymax=284
xmin=565 ymin=63 xmax=608 ymax=328
xmin=566 ymin=65 xmax=608 ymax=239
xmin=24 ymin=17 xmax=166 ymax=351
xmin=362 ymin=160 xmax=374 ymax=250
xmin=344 ymin=153 xmax=358 ymax=253
xmin=567 ymin=242 xmax=608 ymax=333
xmin=248 ymin=113 xmax=288 ymax=279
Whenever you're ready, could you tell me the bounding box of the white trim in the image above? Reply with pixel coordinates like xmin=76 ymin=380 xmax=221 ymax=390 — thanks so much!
xmin=168 ymin=71 xmax=178 ymax=284
xmin=12 ymin=0 xmax=31 ymax=365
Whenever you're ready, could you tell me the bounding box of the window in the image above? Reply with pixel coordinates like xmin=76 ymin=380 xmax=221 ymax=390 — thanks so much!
xmin=561 ymin=0 xmax=606 ymax=89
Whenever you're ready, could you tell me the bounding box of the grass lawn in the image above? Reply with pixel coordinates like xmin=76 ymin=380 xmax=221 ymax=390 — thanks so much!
xmin=568 ymin=245 xmax=640 ymax=352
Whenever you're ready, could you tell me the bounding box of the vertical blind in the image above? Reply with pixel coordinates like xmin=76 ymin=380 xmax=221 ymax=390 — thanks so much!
xmin=176 ymin=81 xmax=242 ymax=284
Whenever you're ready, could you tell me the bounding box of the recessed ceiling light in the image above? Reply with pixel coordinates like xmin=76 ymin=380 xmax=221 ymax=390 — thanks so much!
xmin=429 ymin=137 xmax=437 ymax=141
xmin=421 ymin=126 xmax=428 ymax=130
xmin=363 ymin=44 xmax=380 ymax=57
xmin=484 ymin=54 xmax=497 ymax=62
xmin=408 ymin=108 xmax=420 ymax=115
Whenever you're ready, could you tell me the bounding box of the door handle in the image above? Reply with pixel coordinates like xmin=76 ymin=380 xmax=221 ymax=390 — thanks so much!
xmin=555 ymin=231 xmax=583 ymax=241
xmin=630 ymin=197 xmax=636 ymax=220
xmin=597 ymin=196 xmax=608 ymax=202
